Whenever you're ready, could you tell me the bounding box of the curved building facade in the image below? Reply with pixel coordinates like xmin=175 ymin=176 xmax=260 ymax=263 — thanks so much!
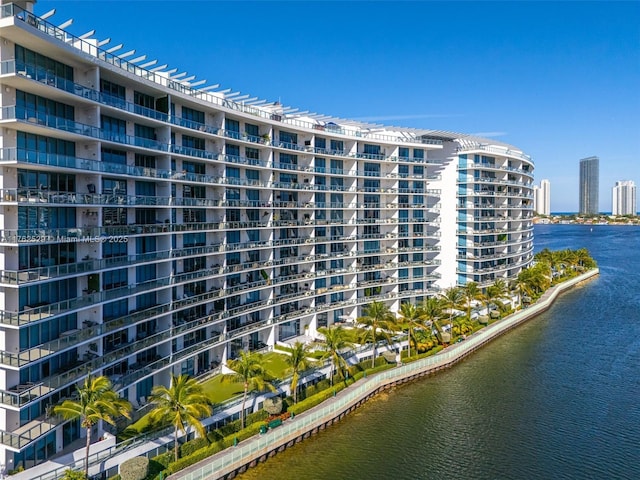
xmin=0 ymin=1 xmax=534 ymax=470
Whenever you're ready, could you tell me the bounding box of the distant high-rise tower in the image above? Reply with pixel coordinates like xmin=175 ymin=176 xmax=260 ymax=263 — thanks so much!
xmin=579 ymin=156 xmax=599 ymax=214
xmin=612 ymin=180 xmax=636 ymax=215
xmin=533 ymin=179 xmax=551 ymax=215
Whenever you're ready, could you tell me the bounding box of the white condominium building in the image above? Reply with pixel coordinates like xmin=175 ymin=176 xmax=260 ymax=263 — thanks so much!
xmin=612 ymin=180 xmax=636 ymax=216
xmin=0 ymin=0 xmax=534 ymax=470
xmin=533 ymin=179 xmax=550 ymax=216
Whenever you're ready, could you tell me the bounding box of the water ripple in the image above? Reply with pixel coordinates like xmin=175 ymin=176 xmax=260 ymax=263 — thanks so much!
xmin=239 ymin=226 xmax=640 ymax=480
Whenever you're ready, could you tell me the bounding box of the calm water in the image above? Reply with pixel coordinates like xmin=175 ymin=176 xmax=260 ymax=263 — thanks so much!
xmin=240 ymin=225 xmax=640 ymax=480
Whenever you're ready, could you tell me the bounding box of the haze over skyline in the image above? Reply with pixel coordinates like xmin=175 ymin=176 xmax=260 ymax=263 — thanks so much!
xmin=38 ymin=0 xmax=640 ymax=212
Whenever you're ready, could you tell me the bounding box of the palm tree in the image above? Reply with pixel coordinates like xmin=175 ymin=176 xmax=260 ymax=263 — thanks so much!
xmin=575 ymin=247 xmax=596 ymax=269
xmin=523 ymin=262 xmax=552 ymax=294
xmin=357 ymin=301 xmax=396 ymax=367
xmin=54 ymin=375 xmax=131 ymax=479
xmin=485 ymin=278 xmax=510 ymax=317
xmin=397 ymin=302 xmax=424 ymax=358
xmin=535 ymin=247 xmax=555 ymax=267
xmin=222 ymin=351 xmax=275 ymax=429
xmin=461 ymin=282 xmax=483 ymax=319
xmin=317 ymin=326 xmax=353 ymax=385
xmin=440 ymin=287 xmax=463 ymax=341
xmin=511 ymin=276 xmax=532 ymax=307
xmin=286 ymin=342 xmax=317 ymax=403
xmin=419 ymin=296 xmax=443 ymax=344
xmin=148 ymin=374 xmax=212 ymax=463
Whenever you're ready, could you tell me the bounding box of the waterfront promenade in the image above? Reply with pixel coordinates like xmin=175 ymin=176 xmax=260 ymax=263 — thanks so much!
xmin=169 ymin=268 xmax=599 ymax=480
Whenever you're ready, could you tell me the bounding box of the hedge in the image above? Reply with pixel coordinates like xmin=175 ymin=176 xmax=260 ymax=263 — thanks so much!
xmin=150 ymin=451 xmax=172 ymax=469
xmin=180 ymin=437 xmax=209 ymax=458
xmin=119 ymin=456 xmax=149 ymax=480
xmin=166 ymin=421 xmax=267 ymax=474
xmin=155 ymin=346 xmax=441 ymax=476
xmin=403 ymin=344 xmax=444 ymax=364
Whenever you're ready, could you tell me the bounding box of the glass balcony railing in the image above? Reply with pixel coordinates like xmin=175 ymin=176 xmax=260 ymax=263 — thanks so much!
xmin=0 ymin=412 xmax=64 ymax=449
xmin=0 ymin=219 xmax=277 ymax=244
xmin=456 ymin=144 xmax=532 ymax=163
xmin=0 ymin=108 xmax=220 ymax=161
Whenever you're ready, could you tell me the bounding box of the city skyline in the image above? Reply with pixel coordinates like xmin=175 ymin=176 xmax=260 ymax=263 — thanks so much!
xmin=35 ymin=0 xmax=640 ymax=213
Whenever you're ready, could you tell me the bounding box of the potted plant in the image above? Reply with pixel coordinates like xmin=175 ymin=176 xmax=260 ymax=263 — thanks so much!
xmin=261 ymin=133 xmax=270 ymax=144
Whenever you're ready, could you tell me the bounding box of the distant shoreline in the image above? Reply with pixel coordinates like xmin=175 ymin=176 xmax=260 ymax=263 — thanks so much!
xmin=549 ymin=212 xmax=639 ymax=216
xmin=535 ymin=214 xmax=639 ymax=226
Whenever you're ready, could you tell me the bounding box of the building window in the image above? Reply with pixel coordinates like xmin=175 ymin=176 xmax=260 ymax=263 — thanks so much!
xmin=135 ymin=124 xmax=155 ymax=140
xmin=182 ymin=106 xmax=205 ymax=124
xmin=330 ymin=139 xmax=343 ymax=152
xmin=104 ymin=241 xmax=127 ymax=258
xmin=279 ymin=153 xmax=298 ymax=168
xmin=226 ymin=118 xmax=240 ymax=132
xmin=135 ymin=154 xmax=156 ymax=168
xmin=102 ymin=148 xmax=127 ymax=164
xmin=135 ymin=181 xmax=155 ymax=196
xmin=363 ymin=144 xmax=380 ymax=155
xmin=134 ymin=91 xmax=154 ymax=110
xmin=16 ymin=44 xmax=74 ymax=81
xmin=17 ymin=90 xmax=74 ymax=121
xmin=183 ymin=134 xmax=204 ymax=150
xmin=104 ymin=268 xmax=128 ymax=290
xmin=245 ymin=123 xmax=259 ymax=137
xmin=17 ymin=132 xmax=75 ymax=157
xmin=183 ymin=161 xmax=205 ymax=175
xmin=279 ymin=131 xmax=297 ymax=145
xmin=100 ymin=79 xmax=125 ymax=101
xmin=246 ymin=147 xmax=259 ymax=160
xmin=101 ymin=115 xmax=126 ymax=140
xmin=102 ymin=178 xmax=127 ymax=194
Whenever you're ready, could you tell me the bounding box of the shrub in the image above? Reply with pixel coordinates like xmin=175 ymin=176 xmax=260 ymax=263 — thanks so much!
xmin=403 ymin=344 xmax=445 ymax=364
xmin=365 ymin=363 xmax=395 ymax=376
xmin=146 ymin=457 xmax=168 ymax=480
xmin=151 ymin=451 xmax=172 ymax=469
xmin=315 ymin=379 xmax=332 ymax=391
xmin=62 ymin=471 xmax=86 ymax=480
xmin=120 ymin=456 xmax=149 ymax=480
xmin=217 ymin=419 xmax=241 ymax=437
xmin=246 ymin=408 xmax=269 ymax=425
xmin=166 ymin=422 xmax=268 ymax=475
xmin=288 ymin=386 xmax=341 ymax=416
xmin=179 ymin=437 xmax=209 ymax=457
xmin=207 ymin=430 xmax=224 ymax=443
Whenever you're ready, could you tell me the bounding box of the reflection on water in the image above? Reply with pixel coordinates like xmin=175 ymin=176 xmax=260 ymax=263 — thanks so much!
xmin=240 ymin=226 xmax=640 ymax=480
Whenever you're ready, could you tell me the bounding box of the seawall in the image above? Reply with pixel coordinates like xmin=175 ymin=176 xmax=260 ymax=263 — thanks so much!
xmin=170 ymin=268 xmax=600 ymax=480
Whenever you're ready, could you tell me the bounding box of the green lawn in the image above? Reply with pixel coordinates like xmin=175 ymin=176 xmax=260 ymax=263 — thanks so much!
xmin=201 ymin=351 xmax=290 ymax=404
xmin=262 ymin=351 xmax=290 ymax=379
xmin=123 ymin=351 xmax=292 ymax=438
xmin=201 ymin=375 xmax=245 ymax=404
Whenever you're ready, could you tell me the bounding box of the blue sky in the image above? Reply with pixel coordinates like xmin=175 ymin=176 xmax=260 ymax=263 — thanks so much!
xmin=38 ymin=0 xmax=640 ymax=212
